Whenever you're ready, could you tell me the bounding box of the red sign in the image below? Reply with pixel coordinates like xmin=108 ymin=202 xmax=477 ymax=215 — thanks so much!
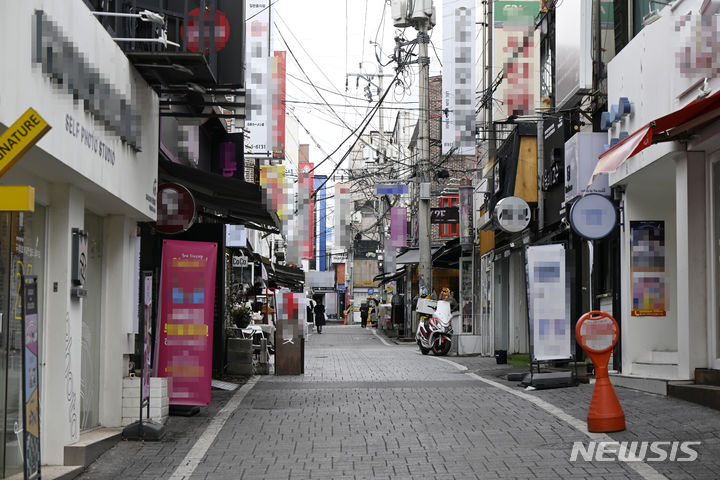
xmin=272 ymin=51 xmax=286 ymax=159
xmin=299 ymin=162 xmax=314 ymax=259
xmin=156 ymin=183 xmax=196 ymax=234
xmin=181 ymin=8 xmax=230 ymax=53
xmin=156 ymin=240 xmax=217 ymax=405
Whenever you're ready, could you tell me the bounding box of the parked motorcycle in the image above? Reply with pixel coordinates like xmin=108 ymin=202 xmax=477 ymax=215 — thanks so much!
xmin=415 ymin=299 xmax=453 ymax=356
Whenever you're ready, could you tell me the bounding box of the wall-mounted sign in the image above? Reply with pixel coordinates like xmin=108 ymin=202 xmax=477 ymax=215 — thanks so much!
xmin=430 ymin=207 xmax=459 ymax=224
xmin=33 ymin=10 xmax=141 ymax=150
xmin=0 ymin=108 xmax=51 ymax=179
xmin=569 ymin=194 xmax=617 ymax=240
xmin=71 ymin=228 xmax=88 ymax=298
xmin=541 ymin=160 xmax=563 ymax=191
xmin=459 ymin=185 xmax=474 ymax=245
xmin=564 ymin=132 xmax=610 ymax=202
xmin=376 ymin=184 xmax=409 ymax=195
xmin=630 ymin=221 xmax=666 ymax=317
xmin=494 ymin=196 xmax=531 ymax=233
xmin=232 ymin=255 xmax=249 ymax=268
xmin=156 ymin=183 xmax=196 ymax=234
xmin=225 ymin=224 xmax=247 ymax=247
xmin=182 ymin=8 xmax=230 ymax=53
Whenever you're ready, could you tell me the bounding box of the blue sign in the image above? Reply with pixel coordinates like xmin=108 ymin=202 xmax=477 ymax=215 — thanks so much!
xmin=337 ymin=285 xmax=346 ymax=293
xmin=376 ymin=184 xmax=409 ymax=195
xmin=368 ymin=288 xmax=375 ymax=295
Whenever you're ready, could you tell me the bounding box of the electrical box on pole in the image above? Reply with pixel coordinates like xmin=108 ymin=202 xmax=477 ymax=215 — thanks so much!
xmin=391 ymin=0 xmax=411 ymax=27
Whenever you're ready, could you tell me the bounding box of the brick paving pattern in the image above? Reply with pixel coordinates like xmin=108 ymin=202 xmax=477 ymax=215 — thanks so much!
xmin=77 ymin=325 xmax=720 ymax=479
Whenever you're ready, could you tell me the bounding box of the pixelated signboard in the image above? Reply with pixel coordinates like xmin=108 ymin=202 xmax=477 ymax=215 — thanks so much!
xmin=157 ymin=240 xmax=217 ymax=405
xmin=630 ymin=221 xmax=666 ymax=316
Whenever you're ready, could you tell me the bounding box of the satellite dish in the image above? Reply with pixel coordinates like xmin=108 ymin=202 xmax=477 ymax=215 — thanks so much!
xmin=569 ymin=194 xmax=617 ymax=240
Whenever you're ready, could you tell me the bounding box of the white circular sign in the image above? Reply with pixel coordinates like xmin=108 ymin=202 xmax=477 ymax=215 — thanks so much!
xmin=569 ymin=194 xmax=617 ymax=240
xmin=493 ymin=196 xmax=531 ymax=233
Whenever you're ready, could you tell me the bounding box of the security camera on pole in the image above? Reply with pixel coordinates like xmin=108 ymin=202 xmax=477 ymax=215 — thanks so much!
xmin=391 ymin=0 xmax=435 ymax=296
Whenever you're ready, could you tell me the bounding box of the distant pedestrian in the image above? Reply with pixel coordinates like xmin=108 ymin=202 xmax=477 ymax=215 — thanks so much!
xmin=360 ymin=302 xmax=369 ymax=328
xmin=307 ymin=297 xmax=315 ymax=325
xmin=314 ymin=299 xmax=326 ymax=334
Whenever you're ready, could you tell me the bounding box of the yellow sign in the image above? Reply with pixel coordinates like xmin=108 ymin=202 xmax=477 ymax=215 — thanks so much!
xmin=0 ymin=108 xmax=51 ymax=179
xmin=0 ymin=186 xmax=35 ymax=212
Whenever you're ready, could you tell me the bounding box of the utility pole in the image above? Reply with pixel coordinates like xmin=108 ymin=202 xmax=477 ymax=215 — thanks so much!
xmin=417 ymin=20 xmax=432 ymax=296
xmin=486 ymin=0 xmax=496 ymax=163
xmin=391 ymin=0 xmax=434 ymax=294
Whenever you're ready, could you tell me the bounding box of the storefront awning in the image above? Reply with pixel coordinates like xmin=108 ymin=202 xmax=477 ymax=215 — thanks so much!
xmin=373 ymin=267 xmax=407 ymax=286
xmin=159 ymin=157 xmax=280 ymax=233
xmin=396 ymin=247 xmax=440 ymax=265
xmin=591 ymin=89 xmax=720 ymax=186
xmin=432 ymin=238 xmax=462 ymax=269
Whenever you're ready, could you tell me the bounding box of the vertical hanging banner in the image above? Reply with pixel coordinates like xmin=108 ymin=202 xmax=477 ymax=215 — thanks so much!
xmin=298 ymin=162 xmax=314 ymax=259
xmin=22 ymin=275 xmax=40 ymax=480
xmin=442 ymin=0 xmax=476 ymax=155
xmin=334 ymin=182 xmax=350 ymax=248
xmin=493 ymin=1 xmax=541 ymax=121
xmin=630 ymin=221 xmax=666 ymax=316
xmin=458 ymin=185 xmax=474 ymax=246
xmin=390 ymin=207 xmax=407 ymax=247
xmin=526 ymin=244 xmax=571 ymax=361
xmin=157 ymin=240 xmax=217 ymax=405
xmin=260 ymin=165 xmax=288 ymax=224
xmin=244 ymin=0 xmax=272 ymax=158
xmin=272 ymin=51 xmax=286 ymax=160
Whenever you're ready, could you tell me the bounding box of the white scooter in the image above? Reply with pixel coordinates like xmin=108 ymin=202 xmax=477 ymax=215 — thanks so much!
xmin=415 ymin=299 xmax=453 ymax=356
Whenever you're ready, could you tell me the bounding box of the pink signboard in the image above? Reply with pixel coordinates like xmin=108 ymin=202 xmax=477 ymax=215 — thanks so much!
xmin=390 ymin=207 xmax=407 ymax=247
xmin=156 ymin=240 xmax=217 ymax=405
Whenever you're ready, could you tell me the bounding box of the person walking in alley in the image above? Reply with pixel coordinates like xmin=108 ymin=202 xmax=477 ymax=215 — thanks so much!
xmin=314 ymin=297 xmax=326 ymax=333
xmin=307 ymin=296 xmax=315 ymax=326
xmin=360 ymin=301 xmax=369 ymax=328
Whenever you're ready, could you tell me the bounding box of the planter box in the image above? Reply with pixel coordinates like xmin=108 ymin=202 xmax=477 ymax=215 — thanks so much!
xmin=121 ymin=377 xmax=169 ymax=427
xmin=226 ymin=338 xmax=254 ymax=375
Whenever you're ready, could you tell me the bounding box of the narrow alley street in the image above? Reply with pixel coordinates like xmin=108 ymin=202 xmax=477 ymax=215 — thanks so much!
xmin=77 ymin=325 xmax=720 ymax=480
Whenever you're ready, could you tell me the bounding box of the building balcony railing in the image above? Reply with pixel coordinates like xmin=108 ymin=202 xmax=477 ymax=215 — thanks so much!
xmin=91 ymin=0 xmax=244 ymax=90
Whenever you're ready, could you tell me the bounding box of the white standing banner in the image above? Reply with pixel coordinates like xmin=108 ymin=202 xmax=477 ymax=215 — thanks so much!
xmin=245 ymin=0 xmax=272 ymax=158
xmin=442 ymin=0 xmax=476 ymax=155
xmin=525 ymin=244 xmax=571 ymax=361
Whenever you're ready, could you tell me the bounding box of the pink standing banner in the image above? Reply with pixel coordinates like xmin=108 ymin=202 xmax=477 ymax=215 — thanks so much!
xmin=157 ymin=240 xmax=217 ymax=406
xmin=390 ymin=207 xmax=407 ymax=247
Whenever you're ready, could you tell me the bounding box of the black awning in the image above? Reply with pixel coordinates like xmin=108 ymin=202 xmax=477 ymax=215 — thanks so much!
xmin=273 ymin=264 xmax=305 ymax=291
xmin=127 ymin=52 xmax=216 ymax=89
xmin=373 ymin=267 xmax=407 ymax=286
xmin=159 ymin=157 xmax=280 ymax=233
xmin=432 ymin=238 xmax=462 ymax=269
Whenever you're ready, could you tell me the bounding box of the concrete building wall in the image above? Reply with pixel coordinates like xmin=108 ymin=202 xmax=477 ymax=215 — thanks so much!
xmin=0 ymin=0 xmax=158 ymax=466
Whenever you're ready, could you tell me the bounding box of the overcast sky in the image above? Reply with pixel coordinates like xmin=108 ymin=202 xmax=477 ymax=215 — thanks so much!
xmin=272 ymin=0 xmax=444 ymax=177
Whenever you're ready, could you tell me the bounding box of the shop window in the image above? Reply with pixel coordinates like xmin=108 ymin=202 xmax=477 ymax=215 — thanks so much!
xmin=440 ymin=196 xmax=459 ymax=237
xmin=1 ymin=208 xmax=46 ymax=478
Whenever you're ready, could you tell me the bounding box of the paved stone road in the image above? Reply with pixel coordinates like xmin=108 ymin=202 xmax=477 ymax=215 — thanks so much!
xmin=78 ymin=325 xmax=720 ymax=479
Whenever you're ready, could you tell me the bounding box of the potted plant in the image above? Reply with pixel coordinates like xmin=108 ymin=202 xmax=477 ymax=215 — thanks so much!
xmin=230 ymin=302 xmax=253 ymax=329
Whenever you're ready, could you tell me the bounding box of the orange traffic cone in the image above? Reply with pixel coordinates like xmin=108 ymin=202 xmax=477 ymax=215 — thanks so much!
xmin=576 ymin=311 xmax=626 ymax=433
xmin=587 ymin=353 xmax=625 ymax=432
